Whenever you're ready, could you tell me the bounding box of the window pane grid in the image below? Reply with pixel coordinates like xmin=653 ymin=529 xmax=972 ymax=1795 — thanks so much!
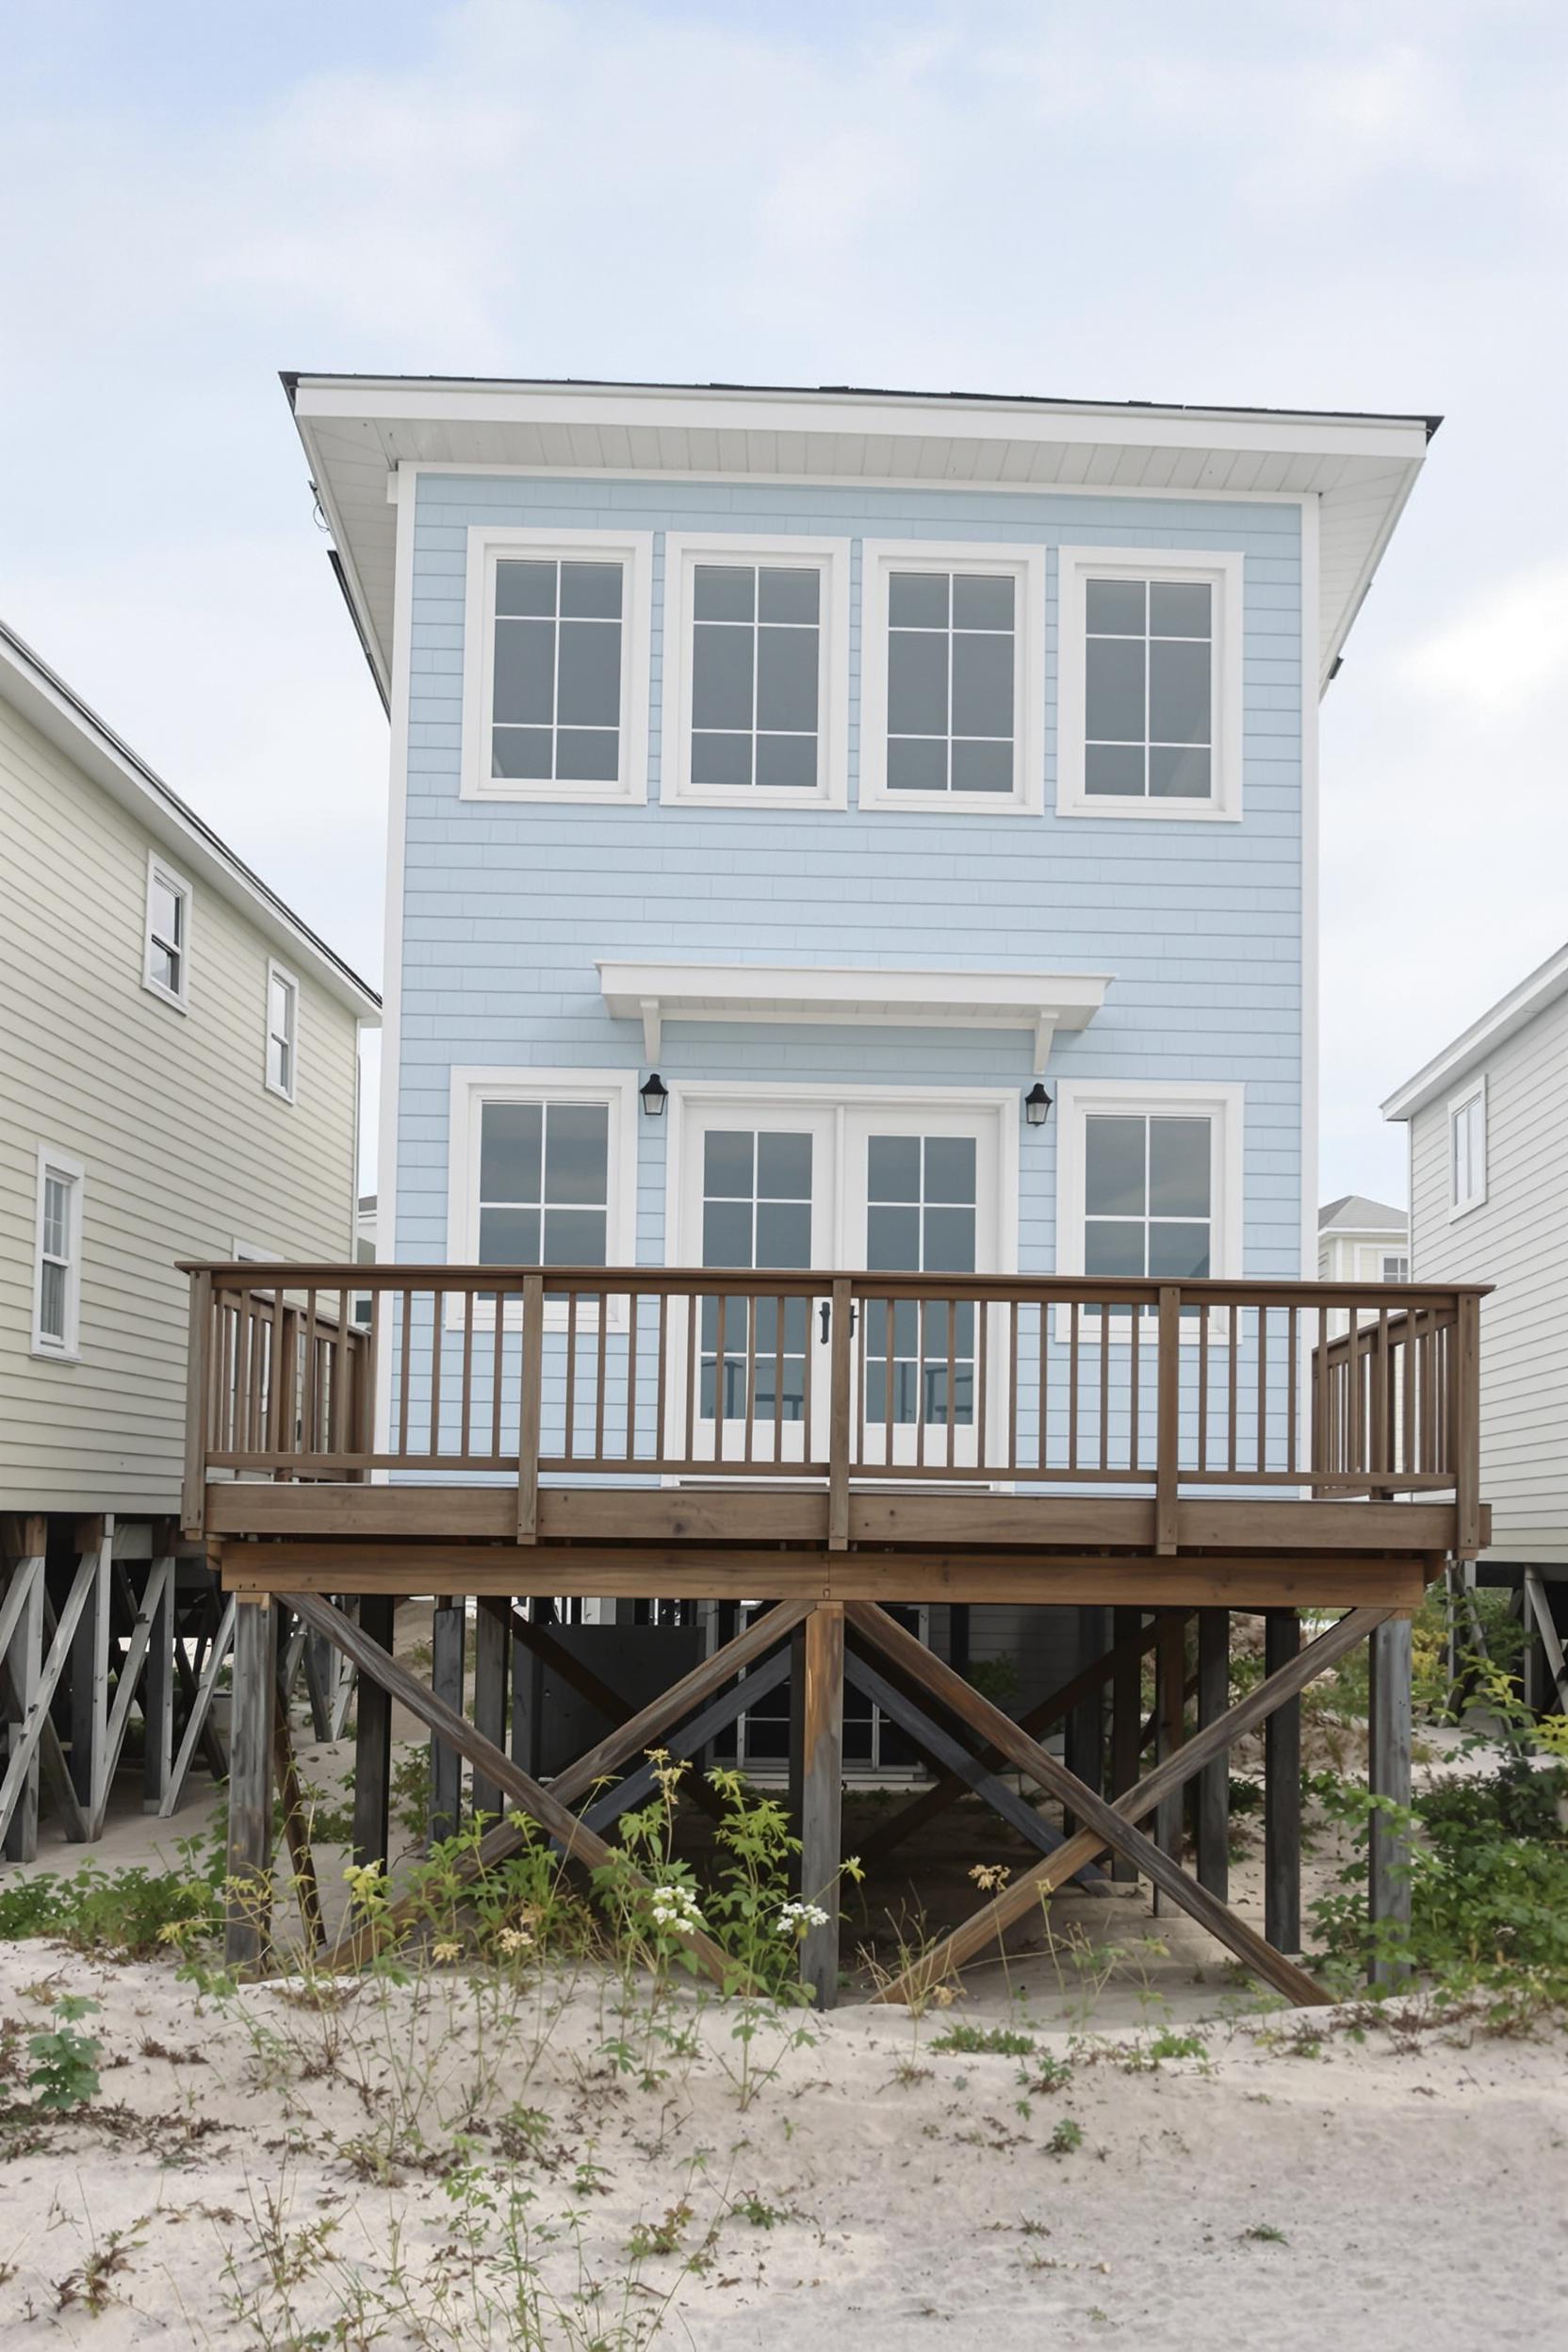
xmin=1085 ymin=578 xmax=1213 ymax=802
xmin=700 ymin=1128 xmax=812 ymax=1423
xmin=1084 ymin=1114 xmax=1213 ymax=1311
xmin=477 ymin=1101 xmax=610 ymax=1266
xmin=865 ymin=1134 xmax=977 ymax=1425
xmin=691 ymin=563 xmax=821 ymax=792
xmin=38 ymin=1168 xmax=75 ymax=1346
xmin=492 ymin=558 xmax=623 ymax=784
xmin=887 ymin=570 xmax=1016 ymax=796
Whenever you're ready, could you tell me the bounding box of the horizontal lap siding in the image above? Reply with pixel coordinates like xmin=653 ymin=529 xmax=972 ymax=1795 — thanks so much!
xmin=0 ymin=701 xmax=360 ymax=1512
xmin=398 ymin=477 xmax=1303 ymax=1291
xmin=1409 ymin=990 xmax=1568 ymax=1560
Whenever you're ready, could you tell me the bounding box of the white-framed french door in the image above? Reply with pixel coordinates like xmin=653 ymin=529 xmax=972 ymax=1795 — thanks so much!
xmin=841 ymin=1106 xmax=1002 ymax=1471
xmin=668 ymin=1085 xmax=1016 ymax=1470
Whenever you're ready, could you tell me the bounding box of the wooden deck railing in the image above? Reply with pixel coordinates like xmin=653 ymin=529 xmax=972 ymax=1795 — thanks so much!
xmin=180 ymin=1265 xmax=1484 ymax=1550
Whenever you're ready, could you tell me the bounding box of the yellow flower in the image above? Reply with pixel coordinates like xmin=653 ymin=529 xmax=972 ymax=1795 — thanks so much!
xmin=432 ymin=1939 xmax=461 ymax=1965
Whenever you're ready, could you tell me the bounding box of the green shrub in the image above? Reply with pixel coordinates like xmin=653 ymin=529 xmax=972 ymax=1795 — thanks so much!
xmin=0 ymin=1859 xmax=221 ymax=1960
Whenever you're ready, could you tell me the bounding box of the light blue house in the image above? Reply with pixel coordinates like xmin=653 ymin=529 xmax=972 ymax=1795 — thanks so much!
xmin=286 ymin=375 xmax=1433 ymax=1757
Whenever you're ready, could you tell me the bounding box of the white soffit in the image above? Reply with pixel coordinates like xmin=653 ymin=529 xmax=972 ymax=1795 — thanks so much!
xmin=286 ymin=377 xmax=1434 ymax=705
xmin=596 ymin=960 xmax=1112 ymax=1073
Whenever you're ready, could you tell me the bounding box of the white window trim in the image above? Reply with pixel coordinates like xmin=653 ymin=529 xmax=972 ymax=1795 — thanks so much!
xmin=1447 ymin=1076 xmax=1487 ymax=1219
xmin=32 ymin=1145 xmax=85 ymax=1361
xmin=446 ymin=1066 xmax=639 ymax=1327
xmin=1054 ymin=1078 xmax=1245 ymax=1340
xmin=460 ymin=525 xmax=653 ymax=805
xmin=142 ymin=847 xmax=193 ymax=1010
xmin=858 ymin=539 xmax=1046 ymax=816
xmin=264 ymin=958 xmax=300 ymax=1104
xmin=1055 ymin=546 xmax=1245 ymax=823
xmin=659 ymin=532 xmax=851 ymax=810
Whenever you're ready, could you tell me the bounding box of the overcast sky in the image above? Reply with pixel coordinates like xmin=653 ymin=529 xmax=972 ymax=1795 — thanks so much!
xmin=4 ymin=0 xmax=1564 ymax=1206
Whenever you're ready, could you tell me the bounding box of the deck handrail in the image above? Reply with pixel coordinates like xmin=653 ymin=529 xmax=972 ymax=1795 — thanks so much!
xmin=180 ymin=1264 xmax=1487 ymax=1549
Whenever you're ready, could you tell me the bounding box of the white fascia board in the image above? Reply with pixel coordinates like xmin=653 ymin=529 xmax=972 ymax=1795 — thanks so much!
xmin=289 ymin=377 xmax=1431 ymax=466
xmin=597 ymin=960 xmax=1111 ymax=1071
xmin=0 ymin=630 xmax=380 ymax=1021
xmin=291 ymin=410 xmax=393 ymax=705
xmin=1381 ymin=938 xmax=1568 ymax=1121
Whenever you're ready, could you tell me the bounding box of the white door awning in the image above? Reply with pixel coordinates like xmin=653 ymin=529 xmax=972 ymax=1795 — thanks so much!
xmin=596 ymin=960 xmax=1112 ymax=1074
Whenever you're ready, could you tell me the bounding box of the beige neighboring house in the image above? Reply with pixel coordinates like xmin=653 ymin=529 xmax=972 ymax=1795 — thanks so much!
xmin=0 ymin=618 xmax=379 ymax=1854
xmin=1384 ymin=945 xmax=1568 ymax=1716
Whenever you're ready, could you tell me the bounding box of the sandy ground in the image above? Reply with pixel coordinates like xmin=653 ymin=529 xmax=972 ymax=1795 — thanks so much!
xmin=3 ymin=1712 xmax=1565 ymax=2346
xmin=0 ymin=1938 xmax=1564 ymax=2349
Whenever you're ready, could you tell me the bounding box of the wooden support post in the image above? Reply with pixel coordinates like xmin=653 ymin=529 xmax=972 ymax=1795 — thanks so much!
xmin=1064 ymin=1605 xmax=1110 ymax=1834
xmin=1109 ymin=1606 xmax=1143 ymax=1883
xmin=516 ymin=1275 xmax=544 ymax=1543
xmin=352 ymin=1594 xmax=394 ymax=1870
xmin=472 ymin=1596 xmax=510 ymax=1826
xmin=1153 ymin=1610 xmax=1186 ymax=1900
xmin=948 ymin=1603 xmax=971 ymax=1678
xmin=68 ymin=1517 xmax=110 ymax=1818
xmin=1368 ymin=1615 xmax=1413 ymax=1985
xmin=511 ymin=1604 xmax=547 ymax=1777
xmin=1264 ymin=1609 xmax=1301 ymax=1954
xmin=1195 ymin=1608 xmax=1231 ymax=1900
xmin=429 ymin=1595 xmax=466 ymax=1848
xmin=1 ymin=1527 xmax=46 ymax=1861
xmin=827 ymin=1279 xmax=853 ymax=1552
xmin=161 ymin=1593 xmax=236 ymax=1817
xmin=224 ymin=1597 xmax=276 ymax=1971
xmin=142 ymin=1528 xmax=176 ymax=1814
xmin=799 ymin=1602 xmax=844 ymax=2009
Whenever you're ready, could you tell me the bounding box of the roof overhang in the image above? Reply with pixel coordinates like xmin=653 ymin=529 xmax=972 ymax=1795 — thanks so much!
xmin=596 ymin=959 xmax=1112 ymax=1074
xmin=0 ymin=621 xmax=380 ymax=1022
xmin=285 ymin=375 xmax=1436 ymax=706
xmin=1382 ymin=939 xmax=1568 ymax=1122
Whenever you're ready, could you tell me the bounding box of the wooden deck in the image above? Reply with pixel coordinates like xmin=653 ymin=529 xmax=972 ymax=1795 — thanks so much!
xmin=184 ymin=1263 xmax=1490 ymax=1997
xmin=184 ymin=1262 xmax=1486 ymax=1609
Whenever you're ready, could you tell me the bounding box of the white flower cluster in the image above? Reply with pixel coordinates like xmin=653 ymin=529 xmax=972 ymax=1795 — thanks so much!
xmin=647 ymin=1883 xmax=706 ymax=1936
xmin=777 ymin=1900 xmax=830 ymax=1936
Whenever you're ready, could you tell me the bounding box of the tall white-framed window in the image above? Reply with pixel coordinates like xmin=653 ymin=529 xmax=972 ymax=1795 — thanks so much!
xmin=660 ymin=534 xmax=850 ymax=809
xmin=461 ymin=526 xmax=653 ymax=805
xmin=32 ymin=1146 xmax=84 ymax=1359
xmin=1054 ymin=1080 xmax=1245 ymax=1334
xmin=859 ymin=540 xmax=1046 ymax=815
xmin=265 ymin=961 xmax=299 ymax=1103
xmin=142 ymin=849 xmax=192 ymax=1008
xmin=1055 ymin=547 xmax=1244 ymax=821
xmin=1448 ymin=1079 xmax=1486 ymax=1217
xmin=447 ymin=1068 xmax=639 ymax=1326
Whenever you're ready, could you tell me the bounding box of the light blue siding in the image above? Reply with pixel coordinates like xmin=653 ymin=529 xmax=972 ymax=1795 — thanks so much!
xmin=395 ymin=472 xmax=1304 ymax=1293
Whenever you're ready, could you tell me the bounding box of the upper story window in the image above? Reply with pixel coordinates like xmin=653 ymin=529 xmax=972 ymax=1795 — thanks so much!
xmin=462 ymin=527 xmax=653 ymax=805
xmin=860 ymin=541 xmax=1045 ymax=815
xmin=1449 ymin=1079 xmax=1486 ymax=1217
xmin=265 ymin=961 xmax=299 ymax=1102
xmin=1056 ymin=548 xmax=1244 ymax=822
xmin=143 ymin=850 xmax=192 ymax=1009
xmin=33 ymin=1146 xmax=84 ymax=1358
xmin=661 ymin=535 xmax=850 ymax=809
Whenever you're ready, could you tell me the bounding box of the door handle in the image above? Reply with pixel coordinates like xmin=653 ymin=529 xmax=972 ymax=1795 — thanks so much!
xmin=818 ymin=1299 xmax=858 ymax=1343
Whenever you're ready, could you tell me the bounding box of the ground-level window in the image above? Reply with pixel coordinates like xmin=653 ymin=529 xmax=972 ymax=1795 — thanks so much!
xmin=33 ymin=1147 xmax=84 ymax=1356
xmin=447 ymin=1069 xmax=638 ymax=1316
xmin=1380 ymin=1251 xmax=1410 ymax=1282
xmin=1449 ymin=1081 xmax=1486 ymax=1216
xmin=265 ymin=962 xmax=299 ymax=1102
xmin=1054 ymin=1081 xmax=1244 ymax=1326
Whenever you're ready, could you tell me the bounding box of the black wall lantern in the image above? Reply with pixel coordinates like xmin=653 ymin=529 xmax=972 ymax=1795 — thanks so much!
xmin=640 ymin=1071 xmax=668 ymax=1117
xmin=1024 ymin=1082 xmax=1053 ymax=1128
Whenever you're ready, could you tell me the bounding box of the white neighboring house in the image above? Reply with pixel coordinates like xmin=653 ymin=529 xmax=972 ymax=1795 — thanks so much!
xmin=1318 ymin=1194 xmax=1410 ymax=1285
xmin=0 ymin=618 xmax=381 ymax=1853
xmin=1383 ymin=942 xmax=1568 ymax=1715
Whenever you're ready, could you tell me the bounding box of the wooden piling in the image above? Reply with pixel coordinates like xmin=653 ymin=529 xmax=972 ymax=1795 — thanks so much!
xmin=224 ymin=1596 xmax=276 ymax=1970
xmin=1264 ymin=1609 xmax=1301 ymax=1953
xmin=1368 ymin=1614 xmax=1413 ymax=1984
xmin=798 ymin=1602 xmax=844 ymax=2011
